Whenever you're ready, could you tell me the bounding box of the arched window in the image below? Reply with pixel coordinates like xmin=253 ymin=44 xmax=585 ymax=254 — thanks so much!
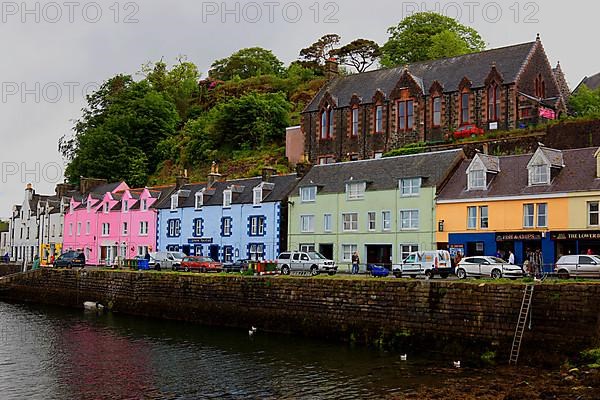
xmin=320 ymin=109 xmax=327 ymax=139
xmin=432 ymin=96 xmax=441 ymax=127
xmin=397 ymin=100 xmax=414 ymax=131
xmin=328 ymin=107 xmax=334 ymax=137
xmin=535 ymin=74 xmax=545 ymax=98
xmin=320 ymin=106 xmax=335 ymax=139
xmin=460 ymin=92 xmax=470 ymax=124
xmin=374 ymin=104 xmax=383 ymax=133
xmin=487 ymin=84 xmax=500 ymax=121
xmin=351 ymin=107 xmax=359 ymax=136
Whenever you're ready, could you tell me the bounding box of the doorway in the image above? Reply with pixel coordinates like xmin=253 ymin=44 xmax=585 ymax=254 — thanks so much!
xmin=319 ymin=244 xmax=334 ymax=260
xmin=366 ymin=245 xmax=392 ymax=269
xmin=209 ymin=245 xmax=220 ymax=261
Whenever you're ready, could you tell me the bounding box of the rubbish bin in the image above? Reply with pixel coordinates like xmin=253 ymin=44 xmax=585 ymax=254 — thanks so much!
xmin=138 ymin=259 xmax=149 ymax=271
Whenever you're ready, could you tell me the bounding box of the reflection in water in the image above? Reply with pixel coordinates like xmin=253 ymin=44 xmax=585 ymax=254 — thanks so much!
xmin=0 ymin=301 xmax=456 ymax=399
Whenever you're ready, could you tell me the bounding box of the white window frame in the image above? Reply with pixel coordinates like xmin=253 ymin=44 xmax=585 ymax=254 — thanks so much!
xmin=86 ymin=221 xmax=90 ymax=235
xmin=195 ymin=192 xmax=203 ymax=209
xmin=468 ymin=169 xmax=486 ymax=190
xmin=102 ymin=223 xmax=110 ymax=236
xmin=523 ymin=203 xmax=535 ymax=228
xmin=323 ymin=214 xmax=332 ymax=232
xmin=123 ymin=200 xmax=129 ymax=213
xmin=382 ymin=211 xmax=391 ymax=231
xmin=342 ymin=244 xmax=358 ymax=262
xmin=589 ymin=201 xmax=599 ymax=226
xmin=141 ymin=199 xmax=148 ymax=211
xmin=170 ymin=194 xmax=178 ymax=211
xmin=103 ymin=202 xmax=109 ymax=213
xmin=194 ymin=219 xmax=203 ymax=236
xmin=467 ymin=206 xmax=477 ymax=229
xmin=400 ymin=178 xmax=421 ymax=196
xmin=346 ymin=182 xmax=366 ymax=200
xmin=367 ymin=211 xmax=376 ymax=231
xmin=300 ymin=215 xmax=314 ymax=233
xmin=537 ymin=203 xmax=547 ymax=228
xmin=223 ymin=190 xmax=232 ymax=208
xmin=139 ymin=221 xmax=148 ymax=236
xmin=300 ymin=186 xmax=317 ymax=202
xmin=400 ymin=244 xmax=419 ymax=261
xmin=530 ymin=163 xmax=550 ymax=185
xmin=253 ymin=187 xmax=262 ymax=206
xmin=222 ymin=218 xmax=232 ymax=236
xmin=250 ymin=216 xmax=265 ymax=236
xmin=77 ymin=222 xmax=81 ymax=236
xmin=342 ymin=213 xmax=358 ymax=231
xmin=122 ymin=222 xmax=128 ymax=236
xmin=68 ymin=223 xmax=73 ymax=236
xmin=479 ymin=206 xmax=488 ymax=229
xmin=400 ymin=210 xmax=419 ymax=230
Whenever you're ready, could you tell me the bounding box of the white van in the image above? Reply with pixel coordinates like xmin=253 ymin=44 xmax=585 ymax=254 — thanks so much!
xmin=148 ymin=251 xmax=185 ymax=271
xmin=392 ymin=250 xmax=452 ymax=279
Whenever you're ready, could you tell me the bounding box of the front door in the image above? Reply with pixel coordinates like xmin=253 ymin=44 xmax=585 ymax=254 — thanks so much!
xmin=319 ymin=244 xmax=333 ymax=260
xmin=182 ymin=245 xmax=191 ymax=256
xmin=366 ymin=245 xmax=392 ymax=269
xmin=209 ymin=245 xmax=219 ymax=261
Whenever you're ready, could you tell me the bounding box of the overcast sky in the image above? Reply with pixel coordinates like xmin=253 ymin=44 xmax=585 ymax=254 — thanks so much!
xmin=0 ymin=0 xmax=596 ymax=217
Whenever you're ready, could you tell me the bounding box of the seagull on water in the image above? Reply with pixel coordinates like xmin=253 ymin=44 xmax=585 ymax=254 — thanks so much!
xmin=453 ymin=361 xmax=461 ymax=368
xmin=400 ymin=354 xmax=407 ymax=361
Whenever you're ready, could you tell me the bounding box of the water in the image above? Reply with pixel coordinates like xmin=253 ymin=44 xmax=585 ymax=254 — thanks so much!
xmin=0 ymin=301 xmax=458 ymax=399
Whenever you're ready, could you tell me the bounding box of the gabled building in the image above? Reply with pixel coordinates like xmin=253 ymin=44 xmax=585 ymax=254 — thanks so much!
xmin=155 ymin=167 xmax=299 ymax=262
xmin=287 ymin=149 xmax=464 ymax=269
xmin=436 ymin=146 xmax=600 ymax=271
xmin=301 ymin=36 xmax=567 ymax=165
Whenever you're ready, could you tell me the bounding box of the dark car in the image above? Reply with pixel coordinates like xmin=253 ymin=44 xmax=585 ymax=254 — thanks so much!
xmin=53 ymin=251 xmax=86 ymax=268
xmin=223 ymin=259 xmax=251 ymax=273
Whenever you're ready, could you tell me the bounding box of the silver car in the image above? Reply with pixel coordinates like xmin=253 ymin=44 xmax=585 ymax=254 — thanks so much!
xmin=456 ymin=256 xmax=524 ymax=279
xmin=554 ymin=255 xmax=600 ymax=278
xmin=277 ymin=251 xmax=337 ymax=276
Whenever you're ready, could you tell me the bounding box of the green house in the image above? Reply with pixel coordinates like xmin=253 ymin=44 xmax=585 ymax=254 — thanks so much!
xmin=288 ymin=149 xmax=464 ymax=272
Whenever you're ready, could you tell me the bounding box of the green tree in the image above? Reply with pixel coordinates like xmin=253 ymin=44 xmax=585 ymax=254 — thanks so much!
xmin=299 ymin=34 xmax=341 ymax=68
xmin=381 ymin=12 xmax=485 ymax=67
xmin=332 ymin=38 xmax=381 ymax=73
xmin=427 ymin=30 xmax=470 ymax=60
xmin=209 ymin=47 xmax=284 ymax=81
xmin=570 ymin=85 xmax=600 ymax=117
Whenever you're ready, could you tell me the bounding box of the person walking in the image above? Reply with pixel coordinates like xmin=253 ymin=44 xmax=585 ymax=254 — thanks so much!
xmin=351 ymin=251 xmax=360 ymax=275
xmin=508 ymin=250 xmax=515 ymax=265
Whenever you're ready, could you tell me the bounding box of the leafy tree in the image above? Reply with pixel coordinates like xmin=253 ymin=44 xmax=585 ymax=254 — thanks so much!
xmin=381 ymin=12 xmax=485 ymax=67
xmin=209 ymin=47 xmax=284 ymax=81
xmin=299 ymin=34 xmax=341 ymax=67
xmin=427 ymin=30 xmax=470 ymax=60
xmin=569 ymin=85 xmax=600 ymax=117
xmin=332 ymin=39 xmax=381 ymax=73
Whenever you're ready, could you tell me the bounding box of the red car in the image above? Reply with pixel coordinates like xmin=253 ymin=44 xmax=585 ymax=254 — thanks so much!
xmin=180 ymin=256 xmax=223 ymax=273
xmin=453 ymin=124 xmax=484 ymax=139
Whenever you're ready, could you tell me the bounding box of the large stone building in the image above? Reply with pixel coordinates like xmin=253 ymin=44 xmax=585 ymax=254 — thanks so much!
xmin=300 ymin=36 xmax=569 ymax=164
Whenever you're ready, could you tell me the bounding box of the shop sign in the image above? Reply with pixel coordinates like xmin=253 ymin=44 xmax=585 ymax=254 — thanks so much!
xmin=550 ymin=231 xmax=600 ymax=241
xmin=188 ymin=238 xmax=213 ymax=244
xmin=495 ymin=232 xmax=542 ymax=242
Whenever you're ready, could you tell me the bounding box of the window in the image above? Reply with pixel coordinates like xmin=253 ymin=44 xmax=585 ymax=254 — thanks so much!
xmin=342 ymin=244 xmax=357 ymax=261
xmin=400 ymin=244 xmax=419 ymax=261
xmin=375 ymin=105 xmax=383 ymax=133
xmin=103 ymin=202 xmax=109 ymax=213
xmin=300 ymin=215 xmax=314 ymax=233
xmin=589 ymin=202 xmax=599 ymax=226
xmin=523 ymin=204 xmax=535 ymax=228
xmin=467 ymin=206 xmax=477 ymax=229
xmin=432 ymin=97 xmax=441 ymax=126
xmin=368 ymin=212 xmax=376 ymax=231
xmin=537 ymin=203 xmax=547 ymax=227
xmin=461 ymin=92 xmax=469 ymax=124
xmin=318 ymin=156 xmax=335 ymax=165
xmin=223 ymin=246 xmax=233 ymax=263
xmin=102 ymin=223 xmax=110 ymax=236
xmin=351 ymin=107 xmax=359 ymax=136
xmin=374 ymin=152 xmax=383 ymax=159
xmin=249 ymin=244 xmax=264 ymax=260
xmin=400 ymin=210 xmax=419 ymax=230
xmin=530 ymin=164 xmax=549 ymax=185
xmin=194 ymin=219 xmax=203 ymax=236
xmin=223 ymin=190 xmax=232 ymax=208
xmin=139 ymin=221 xmax=148 ymax=235
xmin=487 ymin=84 xmax=500 ymax=121
xmin=87 ymin=201 xmax=91 ymax=213
xmin=346 ymin=182 xmax=366 ymax=200
xmin=195 ymin=192 xmax=203 ymax=209
xmin=323 ymin=214 xmax=332 ymax=232
xmin=479 ymin=206 xmax=488 ymax=229
xmin=59 ymin=224 xmax=63 ymax=237
xmin=320 ymin=109 xmax=328 ymax=139
xmin=167 ymin=219 xmax=181 ymax=237
xmin=300 ymin=243 xmax=315 ymax=252
xmin=122 ymin=222 xmax=128 ymax=235
xmin=77 ymin=222 xmax=81 ymax=236
xmin=342 ymin=213 xmax=358 ymax=231
xmin=382 ymin=211 xmax=391 ymax=231
xmin=468 ymin=169 xmax=486 ymax=190
xmin=68 ymin=223 xmax=73 ymax=236
xmin=222 ymin=217 xmax=232 ymax=236
xmin=123 ymin=201 xmax=129 ymax=213
xmin=170 ymin=194 xmax=178 ymax=211
xmin=249 ymin=216 xmax=265 ymax=236
xmin=253 ymin=187 xmax=262 ymax=206
xmin=397 ymin=100 xmax=414 ymax=131
xmin=400 ymin=178 xmax=421 ymax=196
xmin=535 ymin=74 xmax=545 ymax=98
xmin=328 ymin=107 xmax=334 ymax=137
xmin=141 ymin=199 xmax=148 ymax=211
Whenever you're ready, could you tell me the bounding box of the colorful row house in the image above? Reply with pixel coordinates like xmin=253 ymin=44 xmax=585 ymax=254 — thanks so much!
xmin=62 ymin=182 xmax=171 ymax=266
xmin=156 ymin=168 xmax=298 ymax=262
xmin=436 ymin=146 xmax=600 ymax=271
xmin=287 ymin=149 xmax=464 ymax=269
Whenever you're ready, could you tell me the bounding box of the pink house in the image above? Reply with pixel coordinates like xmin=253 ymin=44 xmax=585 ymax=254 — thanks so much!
xmin=63 ymin=183 xmax=173 ymax=266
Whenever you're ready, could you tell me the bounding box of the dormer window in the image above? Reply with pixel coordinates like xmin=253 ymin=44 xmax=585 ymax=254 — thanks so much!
xmin=87 ymin=201 xmax=91 ymax=213
xmin=253 ymin=187 xmax=262 ymax=206
xmin=170 ymin=194 xmax=178 ymax=211
xmin=195 ymin=191 xmax=203 ymax=209
xmin=530 ymin=163 xmax=549 ymax=185
xmin=141 ymin=199 xmax=147 ymax=211
xmin=347 ymin=181 xmax=366 ymax=200
xmin=103 ymin=202 xmax=109 ymax=213
xmin=468 ymin=168 xmax=486 ymax=190
xmin=123 ymin=201 xmax=129 ymax=213
xmin=223 ymin=190 xmax=232 ymax=208
xmin=400 ymin=178 xmax=421 ymax=196
xmin=300 ymin=186 xmax=316 ymax=202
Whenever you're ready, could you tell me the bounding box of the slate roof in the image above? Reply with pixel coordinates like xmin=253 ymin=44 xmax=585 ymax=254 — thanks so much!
xmin=538 ymin=147 xmax=564 ymax=167
xmin=154 ymin=175 xmax=300 ymax=210
xmin=305 ymin=41 xmax=537 ymax=112
xmin=438 ymin=147 xmax=600 ymax=200
xmin=574 ymin=72 xmax=600 ymax=92
xmin=476 ymin=153 xmax=500 ymax=173
xmin=297 ymin=149 xmax=464 ymax=194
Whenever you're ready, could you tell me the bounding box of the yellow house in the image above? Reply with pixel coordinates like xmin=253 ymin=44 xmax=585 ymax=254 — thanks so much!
xmin=436 ymin=146 xmax=600 ymax=270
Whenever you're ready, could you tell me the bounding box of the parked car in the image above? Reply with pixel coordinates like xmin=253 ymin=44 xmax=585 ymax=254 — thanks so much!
xmin=180 ymin=256 xmax=223 ymax=273
xmin=369 ymin=264 xmax=390 ymax=277
xmin=53 ymin=251 xmax=85 ymax=268
xmin=554 ymin=255 xmax=600 ymax=279
xmin=148 ymin=251 xmax=185 ymax=271
xmin=277 ymin=251 xmax=337 ymax=276
xmin=392 ymin=250 xmax=452 ymax=279
xmin=456 ymin=256 xmax=524 ymax=279
xmin=223 ymin=259 xmax=251 ymax=273
xmin=453 ymin=124 xmax=484 ymax=139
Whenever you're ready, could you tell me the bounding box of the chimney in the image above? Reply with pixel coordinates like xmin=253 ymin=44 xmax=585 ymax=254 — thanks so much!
xmin=261 ymin=166 xmax=276 ymax=182
xmin=325 ymin=57 xmax=339 ymax=80
xmin=79 ymin=177 xmax=108 ymax=194
xmin=207 ymin=161 xmax=222 ymax=188
xmin=175 ymin=169 xmax=189 ymax=190
xmin=55 ymin=183 xmax=76 ymax=199
xmin=295 ymin=162 xmax=312 ymax=178
xmin=25 ymin=183 xmax=34 ymax=200
xmin=482 ymin=143 xmax=489 ymax=155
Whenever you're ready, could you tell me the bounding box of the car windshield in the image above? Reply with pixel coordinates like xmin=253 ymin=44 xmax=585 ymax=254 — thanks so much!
xmin=199 ymin=257 xmax=213 ymax=262
xmin=489 ymin=257 xmax=506 ymax=263
xmin=308 ymin=252 xmax=326 ymax=259
xmin=171 ymin=252 xmax=186 ymax=259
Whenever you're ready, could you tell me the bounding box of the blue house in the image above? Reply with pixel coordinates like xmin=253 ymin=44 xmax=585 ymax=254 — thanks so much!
xmin=155 ymin=167 xmax=298 ymax=262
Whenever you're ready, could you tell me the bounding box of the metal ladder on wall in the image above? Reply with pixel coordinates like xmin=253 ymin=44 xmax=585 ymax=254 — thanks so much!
xmin=509 ymin=284 xmax=534 ymax=365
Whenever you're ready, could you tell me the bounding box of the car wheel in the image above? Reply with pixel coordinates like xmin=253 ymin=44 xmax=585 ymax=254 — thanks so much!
xmin=393 ymin=271 xmax=402 ymax=278
xmin=558 ymin=270 xmax=570 ymax=279
xmin=440 ymin=273 xmax=449 ymax=279
xmin=184 ymin=266 xmax=190 ymax=272
xmin=425 ymin=270 xmax=434 ymax=279
xmin=155 ymin=263 xmax=161 ymax=271
xmin=281 ymin=265 xmax=290 ymax=275
xmin=201 ymin=267 xmax=206 ymax=273
xmin=172 ymin=265 xmax=178 ymax=271
xmin=328 ymin=271 xmax=335 ymax=276
xmin=491 ymin=269 xmax=502 ymax=279
xmin=456 ymin=268 xmax=467 ymax=279
xmin=310 ymin=266 xmax=319 ymax=276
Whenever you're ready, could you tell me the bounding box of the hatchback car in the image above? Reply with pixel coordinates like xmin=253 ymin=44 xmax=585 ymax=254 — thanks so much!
xmin=456 ymin=256 xmax=523 ymax=279
xmin=180 ymin=256 xmax=223 ymax=273
xmin=554 ymin=255 xmax=600 ymax=278
xmin=53 ymin=251 xmax=86 ymax=268
xmin=453 ymin=124 xmax=484 ymax=139
xmin=223 ymin=259 xmax=251 ymax=273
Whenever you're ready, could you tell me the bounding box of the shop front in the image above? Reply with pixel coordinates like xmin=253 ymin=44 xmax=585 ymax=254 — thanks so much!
xmin=550 ymin=231 xmax=600 ymax=259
